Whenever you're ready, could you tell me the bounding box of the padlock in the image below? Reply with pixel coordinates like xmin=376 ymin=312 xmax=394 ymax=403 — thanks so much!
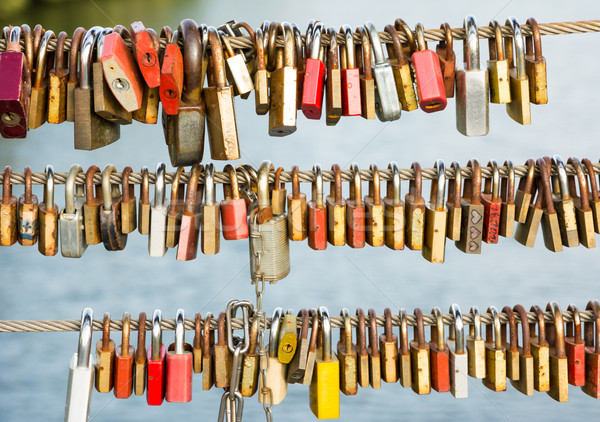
xmin=222 ymin=21 xmax=255 ymax=94
xmin=530 ymin=305 xmax=550 ymax=392
xmin=326 ymin=164 xmax=346 ymax=246
xmin=482 ymin=306 xmax=506 ymax=392
xmin=221 ymin=31 xmax=254 ymax=97
xmin=405 ymin=162 xmax=425 ymax=251
xmin=287 ymin=165 xmax=307 ymax=241
xmin=505 ymin=17 xmax=531 ymax=125
xmin=481 ymin=160 xmax=501 ymax=244
xmin=456 ymin=15 xmax=489 ymax=136
xmin=83 ymin=165 xmax=103 ymax=246
xmin=551 ymin=155 xmax=579 ymax=247
xmin=435 ymin=23 xmax=456 ymax=99
xmin=423 ymin=160 xmax=448 ymax=263
xmin=337 ymin=308 xmax=358 ymax=395
xmin=565 ymin=304 xmax=586 ymax=386
xmin=412 ymin=23 xmax=447 ymax=112
xmin=456 ymin=159 xmax=484 ymax=254
xmin=383 ymin=24 xmax=417 ymax=110
xmin=308 ymin=164 xmax=327 ymax=250
xmin=365 ymin=164 xmax=384 ymax=247
xmin=567 ymin=157 xmax=595 ymax=248
xmin=66 ymin=27 xmax=85 ymax=123
xmin=355 ymin=308 xmax=369 ymax=388
xmin=356 ymin=26 xmax=375 ymax=119
xmin=582 ymin=158 xmax=600 ymax=234
xmin=448 ymin=304 xmax=468 ymax=398
xmin=269 ymin=22 xmax=297 ymax=136
xmin=99 ymin=165 xmax=127 ymax=251
xmin=499 ymin=160 xmax=516 ymax=237
xmin=271 ymin=167 xmax=287 ymax=216
xmin=325 ymin=27 xmax=342 ymax=126
xmin=17 ymin=167 xmax=38 ymax=246
xmin=487 ymin=20 xmax=511 ymax=104
xmin=509 ymin=305 xmax=534 ymax=395
xmin=515 ymin=171 xmax=544 ymax=247
xmin=201 ymin=163 xmax=221 ymax=255
xmin=120 ymin=166 xmax=136 ymax=234
xmin=64 ymin=308 xmax=94 ymax=422
xmin=288 ymin=310 xmax=309 ymax=384
xmin=74 ymin=26 xmax=120 ymax=150
xmin=259 ymin=307 xmax=287 ymax=405
xmin=176 ymin=163 xmax=203 ymax=261
xmin=202 ymin=313 xmax=215 ymax=390
xmin=398 ymin=309 xmax=411 ymax=388
xmin=538 ymin=157 xmax=563 ymax=252
xmin=301 ymin=22 xmax=326 ymax=119
xmin=95 ymin=313 xmax=116 ymax=393
xmin=410 ymin=308 xmax=430 ymax=395
xmin=309 ymin=307 xmax=340 ymax=419
xmin=501 ymin=306 xmax=520 ymax=381
xmin=204 ymin=28 xmax=240 ymax=161
xmin=384 ymin=161 xmax=405 ymax=249
xmin=339 ymin=24 xmax=361 ymax=116
xmin=192 ymin=313 xmax=202 ymax=374
xmin=114 ymin=312 xmax=135 ymax=399
xmin=149 ymin=163 xmax=168 ymax=257
xmin=446 ymin=161 xmax=462 ymax=241
xmin=253 ymin=28 xmax=269 ymax=114
xmin=162 ymin=19 xmax=205 ymax=166
xmin=379 ymin=308 xmax=398 ymax=383
xmin=135 ymin=312 xmax=147 ymax=396
xmin=368 ymin=308 xmax=381 ymax=389
xmin=59 ymin=165 xmax=87 ymax=258
xmin=430 ymin=307 xmax=450 ymax=392
xmin=466 ymin=306 xmax=486 ymax=378
xmin=583 ymin=300 xmax=600 ymax=398
xmin=165 ymin=166 xmax=184 ymax=248
xmin=546 ymin=302 xmax=569 ymax=402
xmin=241 ymin=317 xmax=260 ymax=396
xmin=132 ymin=27 xmax=160 ymax=124
xmin=160 ymin=28 xmax=184 ymax=115
xmin=0 ymin=26 xmax=31 ymax=138
xmin=165 ymin=309 xmax=193 ymax=402
xmin=38 ymin=165 xmax=58 ymax=256
xmin=394 ymin=18 xmax=417 ymax=70
xmin=29 ymin=30 xmax=54 ymax=129
xmin=302 ymin=308 xmax=320 ymax=386
xmin=221 ymin=164 xmax=248 ymax=240
xmin=130 ymin=21 xmax=161 ymax=88
xmin=525 ymin=18 xmax=548 ymax=104
xmin=147 ymin=310 xmax=166 ymax=405
xmin=346 ymin=163 xmax=366 ymax=249
xmin=365 ymin=21 xmax=401 ymax=121
xmin=515 ymin=159 xmax=536 ymax=223
xmin=138 ymin=166 xmax=151 ymax=235
xmin=278 ymin=310 xmax=298 ymax=364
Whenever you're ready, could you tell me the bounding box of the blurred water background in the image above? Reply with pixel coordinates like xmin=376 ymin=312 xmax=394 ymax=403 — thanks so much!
xmin=0 ymin=0 xmax=599 ymax=420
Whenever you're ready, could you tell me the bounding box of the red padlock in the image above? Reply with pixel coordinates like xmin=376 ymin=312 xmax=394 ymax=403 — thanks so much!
xmin=147 ymin=310 xmax=166 ymax=406
xmin=221 ymin=164 xmax=248 ymax=240
xmin=565 ymin=304 xmax=586 ymax=386
xmin=411 ymin=23 xmax=447 ymax=112
xmin=481 ymin=160 xmax=502 ymax=244
xmin=308 ymin=164 xmax=327 ymax=250
xmin=301 ymin=22 xmax=326 ymax=119
xmin=0 ymin=26 xmax=31 ymax=138
xmin=429 ymin=307 xmax=450 ymax=392
xmin=340 ymin=24 xmax=361 ymax=116
xmin=583 ymin=300 xmax=600 ymax=398
xmin=346 ymin=163 xmax=365 ymax=249
xmin=160 ymin=28 xmax=184 ymax=115
xmin=114 ymin=312 xmax=135 ymax=399
xmin=130 ymin=21 xmax=161 ymax=88
xmin=176 ymin=163 xmax=203 ymax=261
xmin=166 ymin=309 xmax=193 ymax=403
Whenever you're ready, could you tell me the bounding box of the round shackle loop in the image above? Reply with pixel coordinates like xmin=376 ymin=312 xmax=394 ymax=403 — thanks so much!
xmin=65 ymin=164 xmax=83 ymax=215
xmin=101 ymin=164 xmax=117 ymax=211
xmin=450 ymin=304 xmax=465 ymax=354
xmin=44 ymin=165 xmax=55 ymax=209
xmin=77 ymin=307 xmax=94 ymax=368
xmin=312 ymin=164 xmax=324 ymax=208
xmin=431 ymin=160 xmax=446 ymax=210
xmin=463 ymin=15 xmax=480 ymax=70
xmin=505 ymin=17 xmax=526 ymax=79
xmin=269 ymin=307 xmax=283 ymax=358
xmin=151 ymin=309 xmax=162 ymax=361
xmin=154 ymin=163 xmax=166 ymax=207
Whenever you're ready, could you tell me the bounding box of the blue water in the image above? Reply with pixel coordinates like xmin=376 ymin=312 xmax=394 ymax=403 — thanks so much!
xmin=1 ymin=0 xmax=599 ymax=420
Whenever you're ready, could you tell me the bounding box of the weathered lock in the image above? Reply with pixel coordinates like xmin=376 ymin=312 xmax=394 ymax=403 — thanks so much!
xmin=310 ymin=307 xmax=340 ymax=419
xmin=466 ymin=306 xmax=486 ymax=378
xmin=160 ymin=28 xmax=183 ymax=115
xmin=365 ymin=164 xmax=384 ymax=247
xmin=202 ymin=164 xmax=221 ymax=255
xmin=162 ymin=19 xmax=205 ymax=166
xmin=435 ymin=23 xmax=456 ymax=99
xmin=499 ymin=160 xmax=516 ymax=237
xmin=509 ymin=305 xmax=534 ymax=395
xmin=99 ymin=165 xmax=127 ymax=251
xmin=325 ymin=27 xmax=342 ymax=126
xmin=365 ymin=21 xmax=401 ymax=121
xmin=271 ymin=167 xmax=287 ymax=216
xmin=308 ymin=164 xmax=327 ymax=250
xmin=221 ymin=164 xmax=248 ymax=240
xmin=287 ymin=310 xmax=309 ymax=384
xmin=383 ymin=22 xmax=418 ymax=111
xmin=446 ymin=162 xmax=462 ymax=241
xmin=0 ymin=26 xmax=31 ymax=138
xmin=95 ymin=313 xmax=116 ymax=393
xmin=505 ymin=17 xmax=531 ymax=125
xmin=394 ymin=18 xmax=417 ymax=70
xmin=147 ymin=309 xmax=166 ymax=405
xmin=66 ymin=27 xmax=85 ymax=123
xmin=582 ymin=158 xmax=600 ymax=234
xmin=346 ymin=163 xmax=366 ymax=248
xmin=405 ymin=162 xmax=425 ymax=251
xmin=525 ymin=18 xmax=548 ymax=104
xmin=132 ymin=28 xmax=160 ymax=124
xmin=114 ymin=312 xmax=135 ymax=399
xmin=138 ymin=166 xmax=150 ymax=235
xmin=134 ymin=312 xmax=147 ymax=396
xmin=301 ymin=22 xmax=326 ymax=120
xmin=430 ymin=307 xmax=450 ymax=392
xmin=456 ymin=15 xmax=489 ymax=136
xmin=64 ymin=308 xmax=94 ymax=422
xmin=17 ymin=167 xmax=38 ymax=246
xmin=287 ymin=165 xmax=307 ymax=241
xmin=269 ymin=22 xmax=297 ymax=136
xmin=367 ymin=308 xmax=382 ymax=389
xmin=278 ymin=310 xmax=298 ymax=364
xmin=293 ymin=23 xmax=306 ymax=111
xmin=515 ymin=159 xmax=536 ymax=223
xmin=337 ymin=308 xmax=358 ymax=395
xmin=29 ymin=30 xmax=54 ymax=129
xmin=118 ymin=167 xmax=136 ymax=234
xmin=221 ymin=31 xmax=254 ymax=97
xmin=501 ymin=306 xmax=520 ymax=381
xmin=166 ymin=309 xmax=193 ymax=402
xmin=483 ymin=306 xmax=506 ymax=391
xmin=515 ymin=170 xmax=544 ymax=247
xmin=448 ymin=304 xmax=468 ymax=398
xmin=60 ymin=164 xmax=87 ymax=258
xmin=149 ymin=163 xmax=168 ymax=257
xmin=567 ymin=157 xmax=595 ymax=248
xmin=83 ymin=165 xmax=103 ymax=246
xmin=583 ymin=300 xmax=600 ymax=398
xmin=326 ymin=164 xmax=346 ymax=246
xmin=538 ymin=158 xmax=562 ymax=251
xmin=487 ymin=20 xmax=511 ymax=104
xmin=202 ymin=313 xmax=215 ymax=390
xmin=356 ymin=26 xmax=375 ymax=120
xmin=74 ymin=26 xmax=120 ymax=150
xmin=423 ymin=160 xmax=448 ymax=263
xmin=384 ymin=161 xmax=405 ymax=249
xmin=253 ymin=28 xmax=269 ymax=114
xmin=302 ymin=308 xmax=320 ymax=386
xmin=456 ymin=159 xmax=484 ymax=254
xmin=241 ymin=317 xmax=260 ymax=395
xmin=530 ymin=305 xmax=550 ymax=392
xmin=192 ymin=313 xmax=202 ymax=374
xmin=546 ymin=302 xmax=569 ymax=402
xmin=551 ymin=155 xmax=579 ymax=247
xmin=355 ymin=308 xmax=369 ymax=388
xmin=165 ymin=166 xmax=184 ymax=248
xmin=397 ymin=309 xmax=411 ymax=388
xmin=412 ymin=23 xmax=447 ymax=112
xmin=259 ymin=307 xmax=287 ymax=405
xmin=130 ymin=21 xmax=161 ymax=88
xmin=339 ymin=24 xmax=361 ymax=116
xmin=176 ymin=163 xmax=203 ymax=261
xmin=481 ymin=160 xmax=501 ymax=244
xmin=38 ymin=165 xmax=58 ymax=256
xmin=47 ymin=32 xmax=68 ymax=124
xmin=565 ymin=304 xmax=586 ymax=386
xmin=410 ymin=308 xmax=430 ymax=395
xmin=379 ymin=308 xmax=398 ymax=383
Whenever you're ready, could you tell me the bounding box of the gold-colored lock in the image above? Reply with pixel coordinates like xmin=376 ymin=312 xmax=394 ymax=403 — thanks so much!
xmin=385 ymin=24 xmax=418 ymax=109
xmin=0 ymin=167 xmax=18 ymax=246
xmin=287 ymin=166 xmax=307 ymax=241
xmin=95 ymin=313 xmax=116 ymax=393
xmin=515 ymin=159 xmax=536 ymax=224
xmin=365 ymin=164 xmax=384 ymax=247
xmin=540 ymin=157 xmax=563 ymax=252
xmin=29 ymin=30 xmax=55 ymax=129
xmin=546 ymin=302 xmax=569 ymax=402
xmin=499 ymin=160 xmax=516 ymax=237
xmin=278 ymin=310 xmax=298 ymax=364
xmin=17 ymin=167 xmax=39 ymax=246
xmin=357 ymin=26 xmax=375 ymax=119
xmin=466 ymin=306 xmax=486 ymax=378
xmin=482 ymin=306 xmax=506 ymax=392
xmin=551 ymin=155 xmax=579 ymax=248
xmin=393 ymin=20 xmax=419 ymax=108
xmin=501 ymin=306 xmax=520 ymax=381
xmin=379 ymin=308 xmax=398 ymax=383
xmin=325 ymin=27 xmax=342 ymax=126
xmin=367 ymin=308 xmax=382 ymax=389
xmin=530 ymin=305 xmax=550 ymax=392
xmin=504 ymin=17 xmax=531 ymax=125
xmin=582 ymin=158 xmax=600 ymax=234
xmin=510 ymin=305 xmax=535 ymax=395
xmin=48 ymin=31 xmax=69 ymax=124
xmin=268 ymin=22 xmax=297 ymax=136
xmin=423 ymin=160 xmax=448 ymax=263
xmin=38 ymin=165 xmax=59 ymax=256
xmin=214 ymin=312 xmax=232 ymax=388
xmin=398 ymin=309 xmax=412 ymax=388
xmin=66 ymin=28 xmax=86 ymax=123
xmin=410 ymin=308 xmax=430 ymax=395
xmin=487 ymin=20 xmax=511 ymax=104
xmin=384 ymin=162 xmax=405 ymax=249
xmin=355 ymin=308 xmax=370 ymax=388
xmin=524 ymin=18 xmax=548 ymax=105
xmin=326 ymin=164 xmax=346 ymax=246
xmin=271 ymin=167 xmax=287 ymax=216
xmin=253 ymin=28 xmax=269 ymax=115
xmin=405 ymin=162 xmax=425 ymax=251
xmin=138 ymin=167 xmax=151 ymax=235
xmin=337 ymin=308 xmax=358 ymax=395
xmin=241 ymin=317 xmax=260 ymax=397
xmin=446 ymin=162 xmax=463 ymax=241
xmin=515 ymin=171 xmax=544 ymax=248
xmin=202 ymin=313 xmax=214 ymax=390
xmin=83 ymin=165 xmax=103 ymax=246
xmin=120 ymin=166 xmax=137 ymax=235
xmin=567 ymin=157 xmax=595 ymax=248
xmin=193 ymin=313 xmax=203 ymax=373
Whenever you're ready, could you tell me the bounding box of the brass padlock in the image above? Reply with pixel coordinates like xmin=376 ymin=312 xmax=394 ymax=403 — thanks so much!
xmin=220 ymin=31 xmax=254 ymax=98
xmin=567 ymin=157 xmax=595 ymax=248
xmin=38 ymin=165 xmax=58 ymax=256
xmin=165 ymin=166 xmax=185 ymax=248
xmin=29 ymin=30 xmax=54 ymax=129
xmin=66 ymin=27 xmax=85 ymax=123
xmin=138 ymin=166 xmax=150 ymax=235
xmin=301 ymin=308 xmax=319 ymax=386
xmin=268 ymin=23 xmax=297 ymax=136
xmin=214 ymin=312 xmax=231 ymax=388
xmin=253 ymin=28 xmax=269 ymax=115
xmin=514 ymin=159 xmax=536 ymax=223
xmin=482 ymin=306 xmax=506 ymax=392
xmin=1 ymin=167 xmax=18 ymax=246
xmin=501 ymin=306 xmax=520 ymax=381
xmin=357 ymin=26 xmax=375 ymax=120
xmin=530 ymin=305 xmax=550 ymax=392
xmin=423 ymin=160 xmax=448 ymax=263
xmin=538 ymin=158 xmax=562 ymax=252
xmin=435 ymin=23 xmax=456 ymax=99
xmin=326 ymin=164 xmax=346 ymax=246
xmin=120 ymin=166 xmax=136 ymax=234
xmin=200 ymin=163 xmax=220 ymax=255
xmin=551 ymin=155 xmax=579 ymax=247
xmin=379 ymin=308 xmax=398 ymax=383
xmin=510 ymin=305 xmax=534 ymax=395
xmin=192 ymin=313 xmax=203 ymax=374
xmin=524 ymin=18 xmax=548 ymax=105
xmin=287 ymin=165 xmax=307 ymax=241
xmin=466 ymin=306 xmax=486 ymax=378
xmin=504 ymin=17 xmax=531 ymax=125
xmin=83 ymin=165 xmax=103 ymax=246
xmin=410 ymin=308 xmax=430 ymax=395
xmin=48 ymin=31 xmax=69 ymax=124
xmin=582 ymin=158 xmax=600 ymax=234
xmin=355 ymin=308 xmax=370 ymax=389
xmin=446 ymin=161 xmax=462 ymax=241
xmin=365 ymin=164 xmax=384 ymax=247
xmin=487 ymin=20 xmax=511 ymax=104
xmin=17 ymin=167 xmax=39 ymax=246
xmin=99 ymin=165 xmax=127 ymax=251
xmin=202 ymin=313 xmax=215 ymax=390
xmin=95 ymin=313 xmax=116 ymax=393
xmin=384 ymin=161 xmax=405 ymax=249
xmin=405 ymin=162 xmax=425 ymax=251
xmin=134 ymin=312 xmax=146 ymax=396
xmin=241 ymin=317 xmax=259 ymax=396
xmin=455 ymin=159 xmax=484 ymax=254
xmin=398 ymin=309 xmax=412 ymax=388
xmin=546 ymin=302 xmax=569 ymax=402
xmin=325 ymin=27 xmax=342 ymax=126
xmin=367 ymin=308 xmax=381 ymax=389
xmin=271 ymin=167 xmax=287 ymax=216
xmin=337 ymin=308 xmax=358 ymax=395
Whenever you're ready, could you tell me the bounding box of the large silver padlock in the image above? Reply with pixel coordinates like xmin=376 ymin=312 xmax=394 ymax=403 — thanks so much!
xmin=447 ymin=304 xmax=469 ymax=398
xmin=64 ymin=307 xmax=94 ymax=422
xmin=148 ymin=162 xmax=168 ymax=257
xmin=365 ymin=21 xmax=401 ymax=122
xmin=249 ymin=161 xmax=290 ymax=283
xmin=456 ymin=15 xmax=489 ymax=136
xmin=60 ymin=164 xmax=87 ymax=258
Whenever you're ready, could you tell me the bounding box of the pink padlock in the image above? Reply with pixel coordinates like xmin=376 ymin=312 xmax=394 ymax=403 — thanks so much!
xmin=411 ymin=23 xmax=447 ymax=113
xmin=165 ymin=309 xmax=193 ymax=403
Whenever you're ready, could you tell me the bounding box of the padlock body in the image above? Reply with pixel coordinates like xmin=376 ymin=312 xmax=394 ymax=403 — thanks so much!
xmin=404 ymin=196 xmax=425 ymax=251
xmin=372 ymin=63 xmax=401 ymax=121
xmin=365 ymin=198 xmax=384 ymax=247
xmin=514 ymin=205 xmax=543 ymax=247
xmin=553 ymin=198 xmax=579 ymax=247
xmin=390 ymin=60 xmax=418 ymax=110
xmin=254 ymin=69 xmax=269 ymax=115
xmin=287 ymin=194 xmax=307 ymax=241
xmin=448 ymin=347 xmax=468 ymax=398
xmin=435 ymin=47 xmax=456 ymax=99
xmin=525 ymin=57 xmax=547 ymax=104
xmin=133 ymin=86 xmax=160 ymax=124
xmin=488 ymin=59 xmax=511 ymax=104
xmin=410 ymin=343 xmax=430 ymax=395
xmin=204 ymin=85 xmax=240 ymax=161
xmin=337 ymin=344 xmax=358 ymax=395
xmin=360 ymin=77 xmax=376 ymax=119
xmin=226 ymin=54 xmax=254 ymax=96
xmin=92 ymin=63 xmax=132 ymax=124
xmin=148 ymin=204 xmax=168 ymax=257
xmin=379 ymin=337 xmax=398 ymax=383
xmin=530 ymin=342 xmax=550 ymax=392
xmin=326 ymin=67 xmax=342 ymax=125
xmin=38 ymin=204 xmax=58 ymax=256
xmin=481 ymin=196 xmax=501 ymax=244
xmin=565 ymin=339 xmax=586 ymax=386
xmin=506 ymin=69 xmax=531 ymax=125
xmin=384 ymin=199 xmax=404 ymax=250
xmin=482 ymin=345 xmax=506 ymax=391
xmin=114 ymin=345 xmax=135 ymax=399
xmin=74 ymin=87 xmax=120 ymax=150
xmin=18 ymin=196 xmax=38 ymax=245
xmin=95 ymin=340 xmax=116 ymax=393
xmin=301 ymin=58 xmax=326 ymax=119
xmin=456 ymin=69 xmax=489 ymax=137
xmin=162 ymin=102 xmax=205 ymax=166
xmin=160 ymin=44 xmax=184 ymax=115
xmin=422 ymin=206 xmax=447 ymax=263
xmin=500 ymin=202 xmax=515 ymax=237
xmin=138 ymin=202 xmax=150 ymax=235
xmin=326 ymin=198 xmax=345 ymax=246
xmin=221 ymin=198 xmax=249 ymax=240
xmin=341 ymin=68 xmax=361 ymax=116
xmin=201 ymin=204 xmax=220 ymax=255
xmin=0 ymin=52 xmax=28 ymax=138
xmin=177 ymin=212 xmax=200 ymax=261
xmin=135 ymin=360 xmax=146 ymax=396
xmin=165 ymin=343 xmax=193 ymax=403
xmin=269 ymin=67 xmax=297 ymax=136
xmin=548 ymin=355 xmax=568 ymax=402
xmin=48 ymin=72 xmax=68 ymax=124
xmin=583 ymin=348 xmax=600 ymax=398
xmin=515 ymin=190 xmax=532 ymax=224
xmin=29 ymin=84 xmax=49 ymax=129
xmin=541 ymin=211 xmax=563 ymax=252
xmin=65 ymin=353 xmax=94 ymax=422
xmin=241 ymin=354 xmax=259 ymax=397
xmin=146 ymin=345 xmax=166 ymax=405
xmin=430 ymin=344 xmax=450 ymax=392
xmin=455 ymin=201 xmax=484 ymax=254
xmin=446 ymin=203 xmax=461 ymax=241
xmin=59 ymin=205 xmax=88 ymax=258
xmin=412 ymin=50 xmax=447 ymax=112
xmin=308 ymin=202 xmax=327 ymax=250
xmin=309 ymin=357 xmax=340 ymax=419
xmin=121 ymin=198 xmax=137 ymax=234
xmin=575 ymin=207 xmax=595 ymax=248
xmin=398 ymin=352 xmax=412 ymax=388
xmin=466 ymin=336 xmax=486 ymax=378
xmin=510 ymin=352 xmax=534 ymax=395
xmin=83 ymin=200 xmax=102 ymax=245
xmin=99 ymin=205 xmax=128 ymax=251
xmin=249 ymin=214 xmax=290 ymax=283
xmin=258 ymin=355 xmax=287 ymax=405
xmin=346 ymin=201 xmax=365 ymax=249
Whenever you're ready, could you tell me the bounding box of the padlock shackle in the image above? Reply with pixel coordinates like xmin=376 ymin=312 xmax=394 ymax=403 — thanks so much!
xmin=269 ymin=307 xmax=283 ymax=358
xmin=368 ymin=308 xmax=379 ymax=356
xmin=501 ymin=306 xmax=518 ymax=353
xmin=399 ymin=309 xmax=409 ymax=355
xmin=23 ymin=167 xmax=32 ymax=203
xmin=101 ymin=164 xmax=117 ymax=211
xmin=65 ymin=164 xmax=83 ymax=215
xmin=179 ymin=19 xmax=203 ymax=100
xmin=539 ymin=157 xmax=557 ymax=214
xmin=439 ymin=22 xmax=454 ymax=61
xmin=431 ymin=307 xmax=445 ymax=351
xmin=309 ymin=22 xmax=323 ymax=60
xmin=193 ymin=313 xmax=202 ymax=349
xmin=566 ymin=304 xmax=583 ymax=343
xmin=501 ymin=160 xmax=515 ymax=204
xmin=525 ymin=18 xmax=543 ymax=61
xmin=340 ymin=24 xmax=355 ymax=69
xmin=384 ymin=25 xmax=406 ymax=66
xmin=414 ymin=307 xmax=426 ymax=347
xmin=383 ymin=308 xmax=393 ymax=342
xmin=394 ymin=19 xmax=416 ymax=54
xmin=291 ymin=165 xmax=301 ymax=199
xmin=207 ymin=27 xmax=228 ymax=88
xmin=469 ymin=306 xmax=482 ymax=340
xmin=430 ymin=160 xmax=446 ymax=210
xmin=408 ymin=162 xmax=422 ymax=199
xmin=77 ymin=307 xmax=93 ymax=368
xmin=364 ymin=21 xmax=386 ymax=65
xmin=369 ymin=164 xmax=381 ymax=205
xmin=266 ymin=20 xmax=280 ymax=72
xmin=488 ymin=20 xmax=505 ymax=62
xmin=463 ymin=159 xmax=481 ymax=205
xmin=174 ymin=309 xmax=185 ymax=354
xmin=7 ymin=26 xmax=22 ymax=51
xmin=298 ymin=309 xmax=309 ymax=341
xmin=450 ymin=304 xmax=465 ymax=354
xmin=309 ymin=308 xmax=319 ymax=354
xmin=182 ymin=163 xmax=203 ymax=215
xmin=463 ymin=15 xmax=480 ymax=71
xmin=153 ymin=163 xmax=166 ymax=208
xmin=356 ymin=308 xmax=367 ymax=356
xmin=584 ymin=300 xmax=600 ymax=353
xmin=121 ymin=312 xmax=131 ymax=356
xmin=327 ymin=27 xmax=339 ymax=70
xmin=312 ymin=164 xmax=323 ymax=207
xmin=340 ymin=308 xmax=352 ymax=353
xmin=43 ymin=165 xmax=54 ymax=209
xmin=350 ymin=163 xmax=362 ymax=205
xmin=387 ymin=161 xmax=401 ymax=204
xmin=95 ymin=27 xmax=113 ymax=62
xmin=84 ymin=165 xmax=101 ymax=204
xmin=414 ymin=23 xmax=427 ymax=51
xmin=530 ymin=305 xmax=547 ymax=346
xmin=484 ymin=160 xmax=500 ymax=201
xmin=276 ymin=22 xmax=295 ymax=68
xmin=136 ymin=312 xmax=146 ymax=364
xmin=202 ymin=312 xmax=213 ymax=355
xmin=68 ymin=28 xmax=85 ymax=84
xmin=581 ymin=159 xmax=600 ymax=202
xmin=292 ymin=23 xmax=304 ymax=72
xmin=567 ymin=157 xmax=590 ymax=208
xmin=505 ymin=17 xmax=526 ymax=80
xmin=512 ymin=305 xmax=531 ymax=356
xmin=254 ymin=28 xmax=266 ymax=72
xmin=447 ymin=162 xmax=461 ymax=208
xmin=101 ymin=313 xmax=111 ymax=351
xmin=168 ymin=167 xmax=184 ymax=210
xmin=223 ymin=164 xmax=240 ymax=200
xmin=140 ymin=166 xmax=150 ymax=205
xmin=546 ymin=301 xmax=566 ymax=358
xmin=219 ymin=30 xmax=235 ymax=58
xmin=151 ymin=309 xmax=162 ymax=361
xmin=551 ymin=155 xmax=571 ymax=200
xmin=34 ymin=30 xmax=55 ymax=88
xmin=257 ymin=160 xmax=274 ymax=211
xmin=319 ymin=306 xmax=332 ymax=361
xmin=79 ymin=26 xmax=102 ymax=89
xmin=121 ymin=167 xmax=134 ymax=204
xmin=486 ymin=306 xmax=502 ymax=350
xmin=330 ymin=164 xmax=343 ymax=204
xmin=203 ymin=163 xmax=217 ymax=206
xmin=356 ymin=26 xmax=372 ymax=79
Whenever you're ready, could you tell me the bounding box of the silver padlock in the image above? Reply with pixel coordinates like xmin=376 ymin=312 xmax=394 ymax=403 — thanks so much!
xmin=64 ymin=308 xmax=94 ymax=422
xmin=447 ymin=304 xmax=469 ymax=398
xmin=60 ymin=164 xmax=87 ymax=258
xmin=456 ymin=15 xmax=489 ymax=137
xmin=148 ymin=162 xmax=167 ymax=257
xmin=365 ymin=21 xmax=401 ymax=122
